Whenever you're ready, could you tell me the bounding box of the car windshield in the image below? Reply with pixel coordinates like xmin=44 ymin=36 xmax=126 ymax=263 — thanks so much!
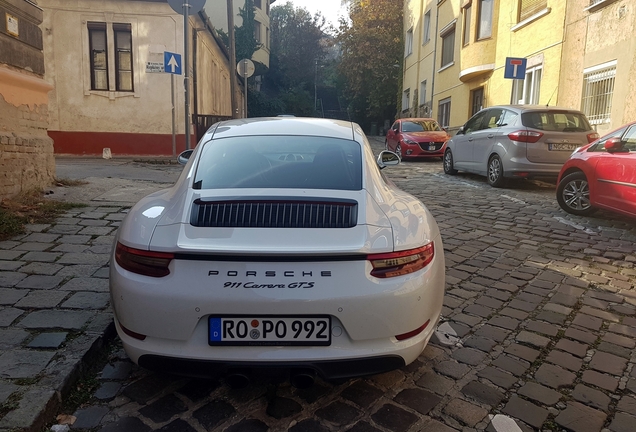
xmin=521 ymin=111 xmax=592 ymax=132
xmin=402 ymin=120 xmax=442 ymax=132
xmin=193 ymin=136 xmax=363 ymax=190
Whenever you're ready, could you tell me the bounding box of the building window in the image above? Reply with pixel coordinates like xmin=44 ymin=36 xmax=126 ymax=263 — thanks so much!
xmin=402 ymin=89 xmax=410 ymax=111
xmin=438 ymin=97 xmax=451 ymax=128
xmin=519 ymin=0 xmax=547 ymax=22
xmin=511 ymin=64 xmax=542 ymax=105
xmin=266 ymin=28 xmax=269 ymax=49
xmin=581 ymin=61 xmax=616 ymax=125
xmin=463 ymin=3 xmax=472 ymax=46
xmin=405 ymin=27 xmax=413 ymax=56
xmin=254 ymin=0 xmax=262 ymax=9
xmin=88 ymin=22 xmax=108 ymax=91
xmin=471 ymin=87 xmax=484 ymax=116
xmin=254 ymin=21 xmax=262 ymax=43
xmin=423 ymin=11 xmax=431 ymax=44
xmin=266 ymin=0 xmax=270 ymax=15
xmin=477 ymin=0 xmax=493 ymax=40
xmin=114 ymin=23 xmax=133 ymax=92
xmin=440 ymin=24 xmax=456 ymax=68
xmin=420 ymin=80 xmax=427 ymax=106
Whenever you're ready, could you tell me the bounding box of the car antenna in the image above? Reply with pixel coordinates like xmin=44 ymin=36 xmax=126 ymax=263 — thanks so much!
xmin=546 ymin=86 xmax=558 ymax=107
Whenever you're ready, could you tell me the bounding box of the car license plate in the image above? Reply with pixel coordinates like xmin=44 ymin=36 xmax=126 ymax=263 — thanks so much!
xmin=428 ymin=144 xmax=436 ymax=151
xmin=548 ymin=143 xmax=577 ymax=151
xmin=208 ymin=316 xmax=331 ymax=346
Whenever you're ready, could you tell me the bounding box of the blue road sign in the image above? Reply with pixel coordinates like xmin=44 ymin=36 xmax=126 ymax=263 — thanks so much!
xmin=164 ymin=51 xmax=182 ymax=75
xmin=504 ymin=57 xmax=527 ymax=79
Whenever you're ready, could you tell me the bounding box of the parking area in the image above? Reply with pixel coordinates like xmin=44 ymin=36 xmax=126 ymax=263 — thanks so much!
xmin=4 ymin=139 xmax=636 ymax=432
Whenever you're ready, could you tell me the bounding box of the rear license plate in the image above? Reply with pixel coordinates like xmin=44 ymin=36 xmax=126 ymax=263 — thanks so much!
xmin=208 ymin=316 xmax=331 ymax=346
xmin=428 ymin=144 xmax=436 ymax=151
xmin=548 ymin=143 xmax=577 ymax=151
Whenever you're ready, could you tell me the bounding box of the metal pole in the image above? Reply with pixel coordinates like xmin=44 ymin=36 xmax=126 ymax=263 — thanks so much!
xmin=183 ymin=2 xmax=191 ymax=150
xmin=314 ymin=59 xmax=317 ymax=115
xmin=243 ymin=59 xmax=248 ymax=118
xmin=171 ymin=74 xmax=176 ymax=157
xmin=227 ymin=0 xmax=237 ymax=118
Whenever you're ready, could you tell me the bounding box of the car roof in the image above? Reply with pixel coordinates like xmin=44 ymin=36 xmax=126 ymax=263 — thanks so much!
xmin=488 ymin=105 xmax=586 ymax=114
xmin=210 ymin=117 xmax=355 ymax=140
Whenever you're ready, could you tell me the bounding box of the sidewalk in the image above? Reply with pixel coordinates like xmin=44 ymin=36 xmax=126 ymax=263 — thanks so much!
xmin=0 ymin=165 xmax=179 ymax=431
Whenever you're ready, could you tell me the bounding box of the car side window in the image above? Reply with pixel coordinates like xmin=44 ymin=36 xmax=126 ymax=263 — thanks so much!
xmin=499 ymin=110 xmax=518 ymax=127
xmin=588 ymin=126 xmax=628 ymax=152
xmin=464 ymin=112 xmax=486 ymax=134
xmin=484 ymin=109 xmax=504 ymax=129
xmin=622 ymin=126 xmax=636 ymax=152
xmin=392 ymin=122 xmax=400 ymax=132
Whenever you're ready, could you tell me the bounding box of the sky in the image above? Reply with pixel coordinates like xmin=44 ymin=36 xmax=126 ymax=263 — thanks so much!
xmin=284 ymin=0 xmax=348 ymax=27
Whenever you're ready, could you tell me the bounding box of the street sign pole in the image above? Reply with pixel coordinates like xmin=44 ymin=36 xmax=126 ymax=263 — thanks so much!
xmin=243 ymin=59 xmax=248 ymax=118
xmin=183 ymin=3 xmax=191 ymax=150
xmin=171 ymin=74 xmax=176 ymax=157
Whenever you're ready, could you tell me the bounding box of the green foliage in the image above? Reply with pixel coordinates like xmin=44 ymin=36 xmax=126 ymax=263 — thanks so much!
xmin=336 ymin=0 xmax=403 ymax=129
xmin=235 ymin=0 xmax=261 ymax=63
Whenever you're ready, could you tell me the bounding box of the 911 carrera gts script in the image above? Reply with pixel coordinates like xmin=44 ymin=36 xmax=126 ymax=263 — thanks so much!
xmin=223 ymin=282 xmax=315 ymax=289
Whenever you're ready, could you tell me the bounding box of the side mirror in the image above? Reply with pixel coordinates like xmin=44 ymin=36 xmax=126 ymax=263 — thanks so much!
xmin=456 ymin=126 xmax=465 ymax=135
xmin=377 ymin=151 xmax=400 ymax=169
xmin=604 ymin=137 xmax=624 ymax=153
xmin=177 ymin=149 xmax=194 ymax=165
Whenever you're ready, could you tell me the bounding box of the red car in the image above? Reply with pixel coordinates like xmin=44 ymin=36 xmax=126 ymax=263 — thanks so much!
xmin=385 ymin=118 xmax=451 ymax=160
xmin=556 ymin=121 xmax=636 ymax=217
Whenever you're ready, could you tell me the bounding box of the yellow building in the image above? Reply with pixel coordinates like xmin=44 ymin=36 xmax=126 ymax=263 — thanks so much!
xmin=402 ymin=0 xmax=569 ymax=132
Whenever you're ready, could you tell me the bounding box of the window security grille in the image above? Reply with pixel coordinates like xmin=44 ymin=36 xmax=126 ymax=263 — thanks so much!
xmin=581 ymin=63 xmax=616 ymax=125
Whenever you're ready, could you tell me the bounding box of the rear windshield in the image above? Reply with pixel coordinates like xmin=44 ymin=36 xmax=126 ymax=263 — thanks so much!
xmin=193 ymin=136 xmax=362 ymax=190
xmin=521 ymin=111 xmax=592 ymax=132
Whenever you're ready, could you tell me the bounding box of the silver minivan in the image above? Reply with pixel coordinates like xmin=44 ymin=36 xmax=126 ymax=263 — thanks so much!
xmin=443 ymin=105 xmax=598 ymax=187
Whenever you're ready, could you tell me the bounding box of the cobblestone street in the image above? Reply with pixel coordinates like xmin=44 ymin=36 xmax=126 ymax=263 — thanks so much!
xmin=2 ymin=138 xmax=636 ymax=432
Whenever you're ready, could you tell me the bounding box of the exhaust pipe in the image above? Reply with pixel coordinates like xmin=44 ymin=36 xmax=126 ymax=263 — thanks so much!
xmin=290 ymin=368 xmax=316 ymax=389
xmin=226 ymin=369 xmax=250 ymax=389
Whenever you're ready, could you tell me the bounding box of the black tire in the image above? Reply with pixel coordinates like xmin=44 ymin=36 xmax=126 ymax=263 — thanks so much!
xmin=487 ymin=155 xmax=506 ymax=187
xmin=443 ymin=150 xmax=457 ymax=175
xmin=395 ymin=144 xmax=403 ymax=160
xmin=556 ymin=171 xmax=597 ymax=216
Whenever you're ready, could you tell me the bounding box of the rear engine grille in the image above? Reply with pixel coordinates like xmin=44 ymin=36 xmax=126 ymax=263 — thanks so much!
xmin=418 ymin=142 xmax=445 ymax=151
xmin=190 ymin=199 xmax=358 ymax=228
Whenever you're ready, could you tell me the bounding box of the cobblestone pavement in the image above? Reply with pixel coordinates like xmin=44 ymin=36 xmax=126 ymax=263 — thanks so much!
xmin=3 ymin=139 xmax=636 ymax=432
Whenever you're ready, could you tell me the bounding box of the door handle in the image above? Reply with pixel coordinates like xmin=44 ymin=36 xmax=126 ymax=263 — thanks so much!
xmin=488 ymin=134 xmax=494 ymax=139
xmin=468 ymin=138 xmax=473 ymax=142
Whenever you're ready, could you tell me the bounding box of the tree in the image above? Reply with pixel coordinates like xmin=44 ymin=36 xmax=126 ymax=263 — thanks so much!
xmin=336 ymin=0 xmax=403 ymax=129
xmin=234 ymin=0 xmax=261 ymax=63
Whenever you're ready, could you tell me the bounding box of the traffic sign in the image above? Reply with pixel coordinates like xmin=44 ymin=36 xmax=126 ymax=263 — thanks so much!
xmin=504 ymin=57 xmax=527 ymax=79
xmin=164 ymin=51 xmax=182 ymax=75
xmin=237 ymin=59 xmax=255 ymax=78
xmin=167 ymin=0 xmax=206 ymax=15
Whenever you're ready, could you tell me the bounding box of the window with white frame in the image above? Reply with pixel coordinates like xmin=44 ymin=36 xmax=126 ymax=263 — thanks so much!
xmin=420 ymin=80 xmax=427 ymax=106
xmin=581 ymin=61 xmax=616 ymax=125
xmin=477 ymin=0 xmax=494 ymax=40
xmin=438 ymin=97 xmax=451 ymax=128
xmin=440 ymin=23 xmax=456 ymax=68
xmin=511 ymin=64 xmax=542 ymax=105
xmin=403 ymin=89 xmax=411 ymax=111
xmin=88 ymin=21 xmax=133 ymax=92
xmin=405 ymin=27 xmax=413 ymax=56
xmin=518 ymin=0 xmax=547 ymax=22
xmin=254 ymin=20 xmax=262 ymax=43
xmin=423 ymin=11 xmax=431 ymax=44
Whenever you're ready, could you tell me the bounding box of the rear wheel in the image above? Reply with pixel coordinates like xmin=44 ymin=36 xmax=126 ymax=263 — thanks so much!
xmin=487 ymin=155 xmax=506 ymax=187
xmin=443 ymin=150 xmax=457 ymax=175
xmin=556 ymin=171 xmax=597 ymax=216
xmin=396 ymin=144 xmax=403 ymax=160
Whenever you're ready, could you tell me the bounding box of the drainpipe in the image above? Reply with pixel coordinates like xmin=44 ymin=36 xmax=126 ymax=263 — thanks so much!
xmin=193 ymin=28 xmax=198 ymax=126
xmin=430 ymin=1 xmax=440 ymax=121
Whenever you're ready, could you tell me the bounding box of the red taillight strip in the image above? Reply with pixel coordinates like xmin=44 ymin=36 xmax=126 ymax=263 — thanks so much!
xmin=120 ymin=323 xmax=147 ymax=341
xmin=115 ymin=242 xmax=174 ymax=278
xmin=396 ymin=320 xmax=431 ymax=341
xmin=368 ymin=242 xmax=435 ymax=278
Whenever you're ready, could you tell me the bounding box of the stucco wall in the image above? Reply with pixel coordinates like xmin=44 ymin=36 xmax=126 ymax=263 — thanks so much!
xmin=0 ymin=0 xmax=55 ymax=199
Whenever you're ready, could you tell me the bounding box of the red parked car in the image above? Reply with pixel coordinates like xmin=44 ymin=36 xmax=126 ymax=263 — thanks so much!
xmin=385 ymin=118 xmax=451 ymax=160
xmin=556 ymin=121 xmax=636 ymax=217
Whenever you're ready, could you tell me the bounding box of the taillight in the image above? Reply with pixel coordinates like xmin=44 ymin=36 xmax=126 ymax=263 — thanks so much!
xmin=507 ymin=130 xmax=543 ymax=143
xmin=115 ymin=242 xmax=173 ymax=277
xmin=396 ymin=320 xmax=430 ymax=341
xmin=587 ymin=132 xmax=600 ymax=143
xmin=368 ymin=243 xmax=434 ymax=278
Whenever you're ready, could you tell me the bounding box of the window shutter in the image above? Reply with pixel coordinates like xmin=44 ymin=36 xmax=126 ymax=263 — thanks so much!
xmin=519 ymin=0 xmax=547 ymax=22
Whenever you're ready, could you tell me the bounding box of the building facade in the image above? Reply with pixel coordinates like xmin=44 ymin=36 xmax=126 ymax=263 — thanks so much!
xmin=402 ymin=0 xmax=634 ymax=134
xmin=39 ymin=0 xmax=237 ymax=156
xmin=1 ymin=0 xmax=55 ymax=198
xmin=204 ymin=0 xmax=275 ymax=69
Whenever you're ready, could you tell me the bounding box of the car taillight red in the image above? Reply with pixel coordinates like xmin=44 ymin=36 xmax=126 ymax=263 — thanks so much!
xmin=587 ymin=132 xmax=600 ymax=143
xmin=368 ymin=243 xmax=434 ymax=278
xmin=507 ymin=130 xmax=544 ymax=143
xmin=115 ymin=242 xmax=174 ymax=277
xmin=396 ymin=320 xmax=431 ymax=341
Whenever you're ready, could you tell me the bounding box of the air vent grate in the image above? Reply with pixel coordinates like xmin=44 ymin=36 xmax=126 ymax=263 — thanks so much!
xmin=190 ymin=199 xmax=358 ymax=228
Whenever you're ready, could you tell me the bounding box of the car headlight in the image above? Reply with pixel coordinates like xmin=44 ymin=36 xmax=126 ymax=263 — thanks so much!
xmin=403 ymin=139 xmax=418 ymax=145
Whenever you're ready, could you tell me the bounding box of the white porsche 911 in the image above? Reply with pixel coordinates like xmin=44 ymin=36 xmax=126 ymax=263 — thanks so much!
xmin=110 ymin=117 xmax=445 ymax=387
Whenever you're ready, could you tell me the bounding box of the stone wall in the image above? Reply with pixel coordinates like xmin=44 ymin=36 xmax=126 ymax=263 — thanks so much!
xmin=0 ymin=0 xmax=55 ymax=199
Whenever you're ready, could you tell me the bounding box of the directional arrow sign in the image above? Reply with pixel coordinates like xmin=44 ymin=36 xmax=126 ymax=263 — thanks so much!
xmin=164 ymin=51 xmax=182 ymax=75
